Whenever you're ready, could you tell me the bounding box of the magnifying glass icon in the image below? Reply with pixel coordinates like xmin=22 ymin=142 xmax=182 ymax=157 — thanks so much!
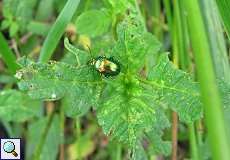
xmin=3 ymin=141 xmax=18 ymax=157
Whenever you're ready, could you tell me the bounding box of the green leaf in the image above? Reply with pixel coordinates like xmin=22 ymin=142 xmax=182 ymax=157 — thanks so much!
xmin=27 ymin=21 xmax=51 ymax=36
xmin=9 ymin=22 xmax=19 ymax=37
xmin=15 ymin=0 xmax=37 ymax=30
xmin=2 ymin=5 xmax=13 ymax=19
xmin=132 ymin=143 xmax=148 ymax=160
xmin=26 ymin=114 xmax=60 ymax=160
xmin=144 ymin=54 xmax=203 ymax=123
xmin=17 ymin=56 xmax=34 ymax=68
xmin=16 ymin=14 xmax=202 ymax=156
xmin=64 ymin=37 xmax=90 ymax=66
xmin=1 ymin=20 xmax=11 ymax=30
xmin=219 ymin=80 xmax=230 ymax=143
xmin=39 ymin=0 xmax=81 ymax=62
xmin=106 ymin=0 xmax=132 ymax=15
xmin=97 ymin=75 xmax=156 ymax=146
xmin=0 ymin=74 xmax=17 ymax=84
xmin=219 ymin=80 xmax=230 ymax=109
xmin=0 ymin=32 xmax=19 ymax=73
xmin=35 ymin=0 xmax=54 ymax=21
xmin=201 ymin=0 xmax=230 ymax=81
xmin=16 ymin=60 xmax=102 ymax=117
xmin=69 ymin=134 xmax=95 ymax=159
xmin=3 ymin=0 xmax=37 ymax=32
xmin=0 ymin=90 xmax=41 ymax=122
xmin=112 ymin=16 xmax=161 ymax=73
xmin=146 ymin=107 xmax=171 ymax=156
xmin=199 ymin=139 xmax=212 ymax=160
xmin=75 ymin=9 xmax=111 ymax=37
xmin=183 ymin=1 xmax=230 ymax=158
xmin=96 ymin=16 xmax=165 ymax=148
xmin=215 ymin=0 xmax=230 ymax=39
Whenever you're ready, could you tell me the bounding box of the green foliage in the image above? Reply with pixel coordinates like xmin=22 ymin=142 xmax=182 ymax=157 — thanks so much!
xmin=106 ymin=0 xmax=133 ymax=15
xmin=97 ymin=75 xmax=156 ymax=146
xmin=111 ymin=16 xmax=161 ymax=73
xmin=27 ymin=21 xmax=51 ymax=36
xmin=132 ymin=143 xmax=148 ymax=160
xmin=75 ymin=9 xmax=112 ymax=37
xmin=26 ymin=115 xmax=60 ymax=160
xmin=145 ymin=54 xmax=203 ymax=123
xmin=201 ymin=0 xmax=230 ymax=81
xmin=64 ymin=37 xmax=90 ymax=66
xmin=184 ymin=1 xmax=230 ymax=159
xmin=0 ymin=0 xmax=230 ymax=159
xmin=215 ymin=0 xmax=230 ymax=39
xmin=17 ymin=60 xmax=102 ymax=117
xmin=219 ymin=80 xmax=230 ymax=142
xmin=219 ymin=80 xmax=230 ymax=109
xmin=97 ymin=17 xmax=164 ymax=147
xmin=146 ymin=107 xmax=171 ymax=156
xmin=69 ymin=126 xmax=96 ymax=159
xmin=39 ymin=0 xmax=81 ymax=62
xmin=1 ymin=0 xmax=37 ymax=36
xmin=75 ymin=0 xmax=135 ymax=38
xmin=0 ymin=33 xmax=20 ymax=73
xmin=0 ymin=90 xmax=41 ymax=122
xmin=35 ymin=0 xmax=54 ymax=21
xmin=16 ymin=15 xmax=204 ymax=155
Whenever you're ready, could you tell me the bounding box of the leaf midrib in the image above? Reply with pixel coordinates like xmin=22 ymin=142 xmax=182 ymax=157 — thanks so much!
xmin=139 ymin=78 xmax=200 ymax=97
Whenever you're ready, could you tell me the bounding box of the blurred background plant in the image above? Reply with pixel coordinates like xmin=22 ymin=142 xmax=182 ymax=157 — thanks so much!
xmin=0 ymin=0 xmax=230 ymax=160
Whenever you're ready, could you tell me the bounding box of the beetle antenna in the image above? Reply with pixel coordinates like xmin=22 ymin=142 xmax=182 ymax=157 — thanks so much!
xmin=86 ymin=45 xmax=93 ymax=58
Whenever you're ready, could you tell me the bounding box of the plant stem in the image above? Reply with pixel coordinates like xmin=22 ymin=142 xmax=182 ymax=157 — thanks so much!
xmin=163 ymin=0 xmax=173 ymax=32
xmin=76 ymin=118 xmax=82 ymax=160
xmin=32 ymin=109 xmax=55 ymax=160
xmin=196 ymin=120 xmax=203 ymax=159
xmin=183 ymin=1 xmax=230 ymax=159
xmin=173 ymin=0 xmax=190 ymax=70
xmin=171 ymin=112 xmax=178 ymax=160
xmin=196 ymin=120 xmax=203 ymax=146
xmin=115 ymin=143 xmax=122 ymax=160
xmin=189 ymin=123 xmax=199 ymax=160
xmin=39 ymin=0 xmax=81 ymax=62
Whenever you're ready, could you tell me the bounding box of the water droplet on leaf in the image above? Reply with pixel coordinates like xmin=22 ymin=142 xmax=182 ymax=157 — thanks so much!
xmin=15 ymin=71 xmax=23 ymax=79
xmin=51 ymin=93 xmax=57 ymax=99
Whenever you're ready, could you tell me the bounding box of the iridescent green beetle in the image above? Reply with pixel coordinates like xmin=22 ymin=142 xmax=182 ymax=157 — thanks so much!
xmin=89 ymin=56 xmax=121 ymax=77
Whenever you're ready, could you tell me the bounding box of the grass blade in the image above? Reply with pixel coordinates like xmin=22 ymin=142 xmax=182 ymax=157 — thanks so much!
xmin=183 ymin=0 xmax=230 ymax=159
xmin=173 ymin=0 xmax=190 ymax=70
xmin=201 ymin=0 xmax=230 ymax=81
xmin=189 ymin=124 xmax=199 ymax=160
xmin=215 ymin=0 xmax=230 ymax=39
xmin=0 ymin=32 xmax=19 ymax=73
xmin=38 ymin=0 xmax=80 ymax=62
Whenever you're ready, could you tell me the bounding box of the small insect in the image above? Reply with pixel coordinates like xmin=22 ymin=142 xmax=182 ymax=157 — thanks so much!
xmin=64 ymin=38 xmax=120 ymax=77
xmin=88 ymin=56 xmax=121 ymax=77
